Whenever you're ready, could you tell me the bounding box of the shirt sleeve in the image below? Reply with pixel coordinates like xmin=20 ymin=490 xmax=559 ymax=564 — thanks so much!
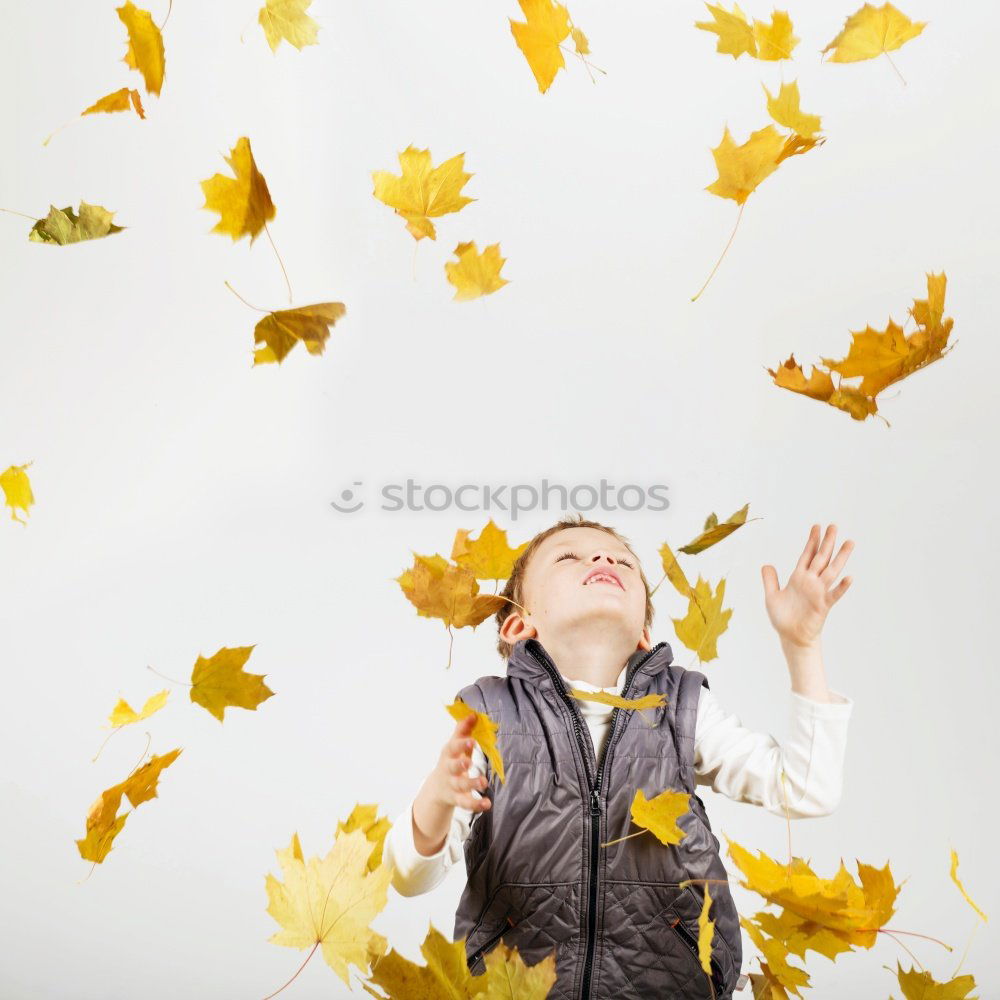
xmin=382 ymin=745 xmax=485 ymax=896
xmin=693 ymin=684 xmax=854 ymax=818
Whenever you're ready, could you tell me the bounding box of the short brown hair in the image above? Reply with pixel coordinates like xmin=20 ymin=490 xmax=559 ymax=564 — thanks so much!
xmin=495 ymin=514 xmax=655 ymax=660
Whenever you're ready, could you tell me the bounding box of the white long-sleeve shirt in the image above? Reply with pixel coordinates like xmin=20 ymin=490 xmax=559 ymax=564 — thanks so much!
xmin=385 ymin=665 xmax=853 ymax=896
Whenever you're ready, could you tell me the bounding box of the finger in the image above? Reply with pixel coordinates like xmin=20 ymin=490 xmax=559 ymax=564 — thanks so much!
xmin=808 ymin=524 xmax=837 ymax=575
xmin=761 ymin=564 xmax=780 ymax=598
xmin=795 ymin=524 xmax=821 ymax=572
xmin=447 ymin=735 xmax=475 ymax=758
xmin=820 ymin=539 xmax=854 ymax=584
xmin=829 ymin=575 xmax=852 ymax=604
xmin=449 ymin=755 xmax=472 ymax=775
xmin=458 ymin=791 xmax=492 ymax=812
xmin=452 ymin=715 xmax=476 ymax=738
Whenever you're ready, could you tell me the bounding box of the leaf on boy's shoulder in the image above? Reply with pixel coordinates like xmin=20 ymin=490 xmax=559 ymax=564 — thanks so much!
xmin=446 ymin=699 xmax=506 ymax=784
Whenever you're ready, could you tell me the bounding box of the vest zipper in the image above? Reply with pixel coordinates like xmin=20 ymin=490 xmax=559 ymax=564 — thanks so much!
xmin=669 ymin=916 xmax=726 ymax=997
xmin=527 ymin=640 xmax=668 ymax=1000
xmin=468 ymin=915 xmax=516 ymax=972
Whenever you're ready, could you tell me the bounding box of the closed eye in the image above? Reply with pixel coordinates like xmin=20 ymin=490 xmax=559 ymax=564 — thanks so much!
xmin=556 ymin=550 xmax=634 ymax=569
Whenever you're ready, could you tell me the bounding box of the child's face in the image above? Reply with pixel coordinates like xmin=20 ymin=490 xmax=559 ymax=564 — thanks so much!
xmin=511 ymin=526 xmax=650 ymax=650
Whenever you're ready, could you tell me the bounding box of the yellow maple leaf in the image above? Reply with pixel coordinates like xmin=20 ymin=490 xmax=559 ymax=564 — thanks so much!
xmin=607 ymin=786 xmax=691 ymax=848
xmin=189 ymin=644 xmax=275 ymax=722
xmin=106 ymin=689 xmax=169 ymax=728
xmin=742 ymin=914 xmax=810 ymax=998
xmin=890 ymin=960 xmax=978 ymax=1000
xmin=446 ymin=699 xmax=506 ymax=784
xmin=336 ymin=803 xmax=392 ymax=873
xmin=0 ymin=462 xmax=34 ymax=523
xmin=482 ymin=940 xmax=557 ymax=998
xmin=694 ymin=3 xmax=757 ymax=59
xmin=200 ymin=136 xmax=276 ymax=244
xmin=762 ymin=81 xmax=822 ymax=139
xmin=949 ymin=848 xmax=988 ymax=923
xmin=770 ymin=272 xmax=954 ymax=422
xmin=445 ymin=242 xmax=510 ymax=302
xmin=28 ymin=203 xmax=125 ymax=245
xmin=748 ymin=963 xmax=794 ymax=1000
xmin=697 ymin=885 xmax=716 ymax=979
xmin=509 ymin=0 xmax=573 ymax=94
xmin=252 ymin=301 xmax=347 ymax=364
xmin=657 ymin=541 xmax=694 ymax=600
xmin=706 ymin=125 xmax=787 ymax=205
xmin=265 ymin=828 xmax=393 ymax=986
xmin=727 ymin=839 xmax=901 ymax=950
xmin=76 ymin=748 xmax=182 ymax=863
xmin=822 ymin=2 xmax=927 ymax=64
xmin=568 ymin=688 xmax=666 ymax=714
xmin=451 ymin=519 xmax=528 ymax=581
xmin=371 ymin=145 xmax=475 ymax=241
xmin=118 ymin=2 xmax=165 ymax=96
xmin=82 ymin=87 xmax=146 ymax=119
xmin=671 ymin=575 xmax=732 ymax=662
xmin=397 ymin=553 xmax=506 ymax=631
xmin=753 ymin=10 xmax=798 ymax=61
xmin=678 ymin=503 xmax=751 ymax=555
xmin=363 ymin=922 xmax=486 ymax=998
xmin=259 ymin=0 xmax=320 ymax=53
xmin=570 ymin=26 xmax=589 ymax=55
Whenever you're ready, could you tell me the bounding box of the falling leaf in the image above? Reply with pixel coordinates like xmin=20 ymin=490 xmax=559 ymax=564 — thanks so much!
xmin=446 ymin=699 xmax=506 ymax=784
xmin=75 ymin=748 xmax=182 ymax=862
xmin=658 ymin=542 xmax=694 ymax=599
xmin=82 ymin=87 xmax=146 ymax=119
xmin=362 ymin=923 xmax=485 ymax=998
xmin=396 ymin=554 xmax=506 ymax=631
xmin=706 ymin=125 xmax=787 ymax=205
xmin=748 ymin=963 xmax=793 ymax=1000
xmin=28 ymin=203 xmax=125 ymax=245
xmin=105 ymin=689 xmax=169 ymax=728
xmin=481 ymin=941 xmax=558 ymax=998
xmin=445 ymin=242 xmax=510 ymax=301
xmin=371 ymin=145 xmax=475 ymax=241
xmin=949 ymin=848 xmax=988 ymax=923
xmin=265 ymin=828 xmax=393 ymax=986
xmin=568 ymin=688 xmax=666 ymax=713
xmin=762 ymin=82 xmax=822 ymax=139
xmin=1 ymin=462 xmax=34 ymax=523
xmin=451 ymin=519 xmax=528 ymax=581
xmin=336 ymin=804 xmax=392 ymax=873
xmin=628 ymin=787 xmax=691 ymax=846
xmin=570 ymin=26 xmax=589 ymax=54
xmin=189 ymin=644 xmax=275 ymax=722
xmin=695 ymin=5 xmax=798 ymax=61
xmin=768 ymin=272 xmax=954 ymax=422
xmin=509 ymin=0 xmax=573 ymax=94
xmin=200 ymin=136 xmax=276 ymax=244
xmin=727 ymin=839 xmax=901 ymax=949
xmin=697 ymin=885 xmax=716 ymax=979
xmin=678 ymin=503 xmax=750 ymax=555
xmin=252 ymin=301 xmax=347 ymax=364
xmin=821 ymin=2 xmax=927 ymax=64
xmin=890 ymin=960 xmax=978 ymax=1000
xmin=118 ymin=2 xmax=165 ymax=95
xmin=671 ymin=575 xmax=732 ymax=662
xmin=259 ymin=0 xmax=320 ymax=52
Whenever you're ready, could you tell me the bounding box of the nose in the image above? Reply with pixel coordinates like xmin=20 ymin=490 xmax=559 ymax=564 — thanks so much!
xmin=590 ymin=552 xmax=618 ymax=565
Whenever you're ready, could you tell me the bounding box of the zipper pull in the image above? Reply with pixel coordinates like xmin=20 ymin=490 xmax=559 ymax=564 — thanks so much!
xmin=590 ymin=788 xmax=600 ymax=815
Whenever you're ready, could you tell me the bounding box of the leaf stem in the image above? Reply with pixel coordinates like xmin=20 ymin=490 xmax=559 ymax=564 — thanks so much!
xmin=261 ymin=941 xmax=320 ymax=1000
xmin=692 ymin=202 xmax=746 ymax=302
xmin=263 ymin=221 xmax=293 ymax=303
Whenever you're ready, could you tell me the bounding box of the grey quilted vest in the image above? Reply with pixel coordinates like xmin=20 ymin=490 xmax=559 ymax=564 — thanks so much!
xmin=452 ymin=636 xmax=743 ymax=999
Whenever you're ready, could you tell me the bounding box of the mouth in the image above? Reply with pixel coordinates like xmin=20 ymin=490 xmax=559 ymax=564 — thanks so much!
xmin=582 ymin=568 xmax=624 ymax=590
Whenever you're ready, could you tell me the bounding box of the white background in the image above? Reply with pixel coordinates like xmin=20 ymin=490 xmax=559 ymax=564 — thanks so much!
xmin=1 ymin=1 xmax=998 ymax=997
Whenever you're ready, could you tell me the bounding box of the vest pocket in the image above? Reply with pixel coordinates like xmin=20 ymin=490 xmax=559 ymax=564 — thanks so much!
xmin=467 ymin=915 xmax=515 ymax=974
xmin=668 ymin=916 xmax=726 ymax=998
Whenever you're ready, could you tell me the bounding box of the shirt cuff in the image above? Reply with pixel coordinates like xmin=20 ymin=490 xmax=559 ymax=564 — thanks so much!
xmin=790 ymin=687 xmax=854 ymax=717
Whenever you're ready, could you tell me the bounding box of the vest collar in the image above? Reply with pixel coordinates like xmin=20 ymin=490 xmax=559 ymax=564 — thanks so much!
xmin=506 ymin=636 xmax=674 ymax=695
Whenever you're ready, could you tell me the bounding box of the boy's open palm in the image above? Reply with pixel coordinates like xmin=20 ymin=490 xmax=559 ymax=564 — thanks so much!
xmin=762 ymin=523 xmax=854 ymax=648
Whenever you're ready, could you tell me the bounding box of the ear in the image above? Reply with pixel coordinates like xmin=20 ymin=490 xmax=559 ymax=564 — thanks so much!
xmin=499 ymin=609 xmax=537 ymax=645
xmin=636 ymin=624 xmax=652 ymax=651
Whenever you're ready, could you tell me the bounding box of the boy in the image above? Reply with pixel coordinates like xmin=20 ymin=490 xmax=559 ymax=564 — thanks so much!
xmin=384 ymin=516 xmax=854 ymax=998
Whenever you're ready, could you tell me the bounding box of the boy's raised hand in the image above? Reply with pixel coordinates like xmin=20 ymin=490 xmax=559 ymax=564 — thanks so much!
xmin=762 ymin=523 xmax=854 ymax=649
xmin=434 ymin=714 xmax=492 ymax=814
